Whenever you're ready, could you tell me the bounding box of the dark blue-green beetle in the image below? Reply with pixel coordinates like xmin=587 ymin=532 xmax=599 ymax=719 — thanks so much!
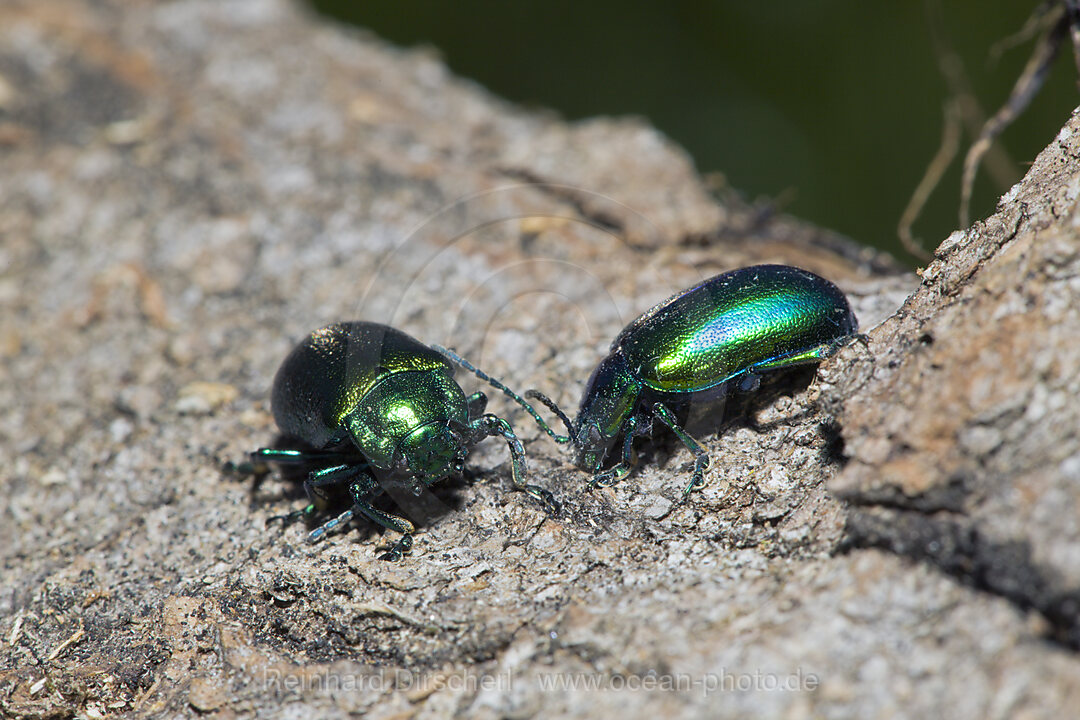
xmin=440 ymin=265 xmax=858 ymax=495
xmin=243 ymin=321 xmax=555 ymax=560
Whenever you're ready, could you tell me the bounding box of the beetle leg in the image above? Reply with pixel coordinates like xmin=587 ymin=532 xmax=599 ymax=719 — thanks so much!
xmin=306 ymin=462 xmax=365 ymax=486
xmin=343 ymin=481 xmax=414 ymax=561
xmin=307 ymin=507 xmax=357 ymax=543
xmin=267 ymin=503 xmax=317 ymax=527
xmin=267 ymin=464 xmax=358 ymax=532
xmin=272 ymin=463 xmax=366 ymax=536
xmin=251 ymin=447 xmax=341 ymax=462
xmin=650 ymin=403 xmax=711 ymax=496
xmin=465 ymin=390 xmax=488 ymax=419
xmin=468 ymin=413 xmax=560 ymax=514
xmin=263 ymin=461 xmax=359 ymax=527
xmin=227 ymin=447 xmax=346 ymax=476
xmin=739 ymin=334 xmax=869 ymax=399
xmin=590 ymin=415 xmax=639 ymax=489
xmin=746 ymin=335 xmax=857 ymax=375
xmin=377 ymin=533 xmax=414 ymax=562
xmin=301 ymin=473 xmax=416 ymax=561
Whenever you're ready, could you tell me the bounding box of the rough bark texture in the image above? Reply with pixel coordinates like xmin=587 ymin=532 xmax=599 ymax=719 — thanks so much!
xmin=1 ymin=1 xmax=1078 ymax=718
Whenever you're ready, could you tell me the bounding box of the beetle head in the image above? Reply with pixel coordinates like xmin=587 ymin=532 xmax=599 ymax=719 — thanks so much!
xmin=397 ymin=422 xmax=466 ymax=484
xmin=572 ymin=351 xmax=640 ymax=471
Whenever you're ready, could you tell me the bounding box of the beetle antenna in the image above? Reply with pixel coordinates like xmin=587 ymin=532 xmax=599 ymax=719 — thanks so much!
xmin=524 ymin=389 xmax=574 ymax=439
xmin=433 ymin=344 xmax=572 ymax=444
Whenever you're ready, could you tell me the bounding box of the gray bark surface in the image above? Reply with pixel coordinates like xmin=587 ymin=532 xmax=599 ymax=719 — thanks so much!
xmin=1 ymin=1 xmax=1078 ymax=718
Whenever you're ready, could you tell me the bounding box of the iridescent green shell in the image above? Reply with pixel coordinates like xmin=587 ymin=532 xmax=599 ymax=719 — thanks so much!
xmin=271 ymin=322 xmax=455 ymax=449
xmin=614 ymin=265 xmax=857 ymax=393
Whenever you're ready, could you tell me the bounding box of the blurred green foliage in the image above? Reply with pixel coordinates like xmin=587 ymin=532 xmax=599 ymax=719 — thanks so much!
xmin=310 ymin=1 xmax=1077 ymax=265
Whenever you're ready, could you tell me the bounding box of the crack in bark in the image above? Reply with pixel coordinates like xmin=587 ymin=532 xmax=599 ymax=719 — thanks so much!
xmin=841 ymin=507 xmax=1080 ymax=650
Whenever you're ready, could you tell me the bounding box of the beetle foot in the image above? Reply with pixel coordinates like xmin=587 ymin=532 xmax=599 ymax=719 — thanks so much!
xmin=379 ymin=533 xmax=414 ymax=561
xmin=525 ymin=484 xmax=561 ymax=515
xmin=590 ymin=465 xmax=629 ymax=489
xmin=681 ymin=470 xmax=709 ymax=497
xmin=222 ymin=460 xmax=245 ymax=475
xmin=267 ymin=503 xmax=315 ymax=528
xmin=224 ymin=459 xmax=266 ymax=477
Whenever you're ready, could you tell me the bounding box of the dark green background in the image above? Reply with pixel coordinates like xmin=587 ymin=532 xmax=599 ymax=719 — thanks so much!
xmin=310 ymin=1 xmax=1077 ymax=265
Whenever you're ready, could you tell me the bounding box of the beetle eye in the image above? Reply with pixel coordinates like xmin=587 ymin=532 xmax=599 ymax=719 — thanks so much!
xmin=585 ymin=423 xmax=602 ymax=449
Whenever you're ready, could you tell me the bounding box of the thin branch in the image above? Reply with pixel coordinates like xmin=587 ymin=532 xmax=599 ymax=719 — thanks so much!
xmin=960 ymin=13 xmax=1066 ymax=227
xmin=899 ymin=100 xmax=963 ymax=260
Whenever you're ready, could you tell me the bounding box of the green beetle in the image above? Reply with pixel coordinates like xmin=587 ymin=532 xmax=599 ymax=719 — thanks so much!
xmin=245 ymin=321 xmax=555 ymax=560
xmin=441 ymin=265 xmax=859 ymax=495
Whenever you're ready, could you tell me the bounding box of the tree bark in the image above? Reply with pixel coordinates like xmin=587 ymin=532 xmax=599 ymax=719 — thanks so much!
xmin=1 ymin=1 xmax=1078 ymax=718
